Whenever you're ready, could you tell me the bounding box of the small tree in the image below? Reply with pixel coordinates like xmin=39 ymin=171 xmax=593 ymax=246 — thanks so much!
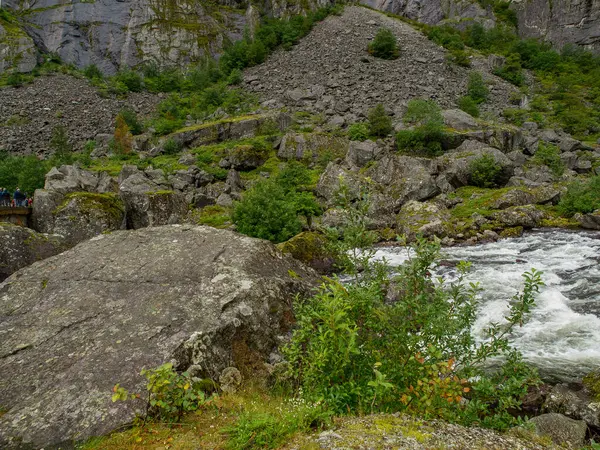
xmin=113 ymin=115 xmax=133 ymax=154
xmin=367 ymin=104 xmax=393 ymax=137
xmin=368 ymin=27 xmax=400 ymax=60
xmin=50 ymin=125 xmax=73 ymax=163
xmin=467 ymin=72 xmax=489 ymax=104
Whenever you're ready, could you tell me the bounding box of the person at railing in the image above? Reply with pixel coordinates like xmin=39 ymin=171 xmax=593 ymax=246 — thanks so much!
xmin=0 ymin=188 xmax=10 ymax=207
xmin=13 ymin=188 xmax=27 ymax=207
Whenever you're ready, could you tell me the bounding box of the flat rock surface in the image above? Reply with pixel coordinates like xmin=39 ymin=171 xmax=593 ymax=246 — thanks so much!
xmin=0 ymin=225 xmax=318 ymax=449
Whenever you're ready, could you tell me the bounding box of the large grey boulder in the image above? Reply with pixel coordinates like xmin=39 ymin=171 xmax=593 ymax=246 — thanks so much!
xmin=118 ymin=167 xmax=188 ymax=229
xmin=529 ymin=413 xmax=587 ymax=449
xmin=0 ymin=223 xmax=66 ymax=282
xmin=0 ymin=225 xmax=319 ymax=449
xmin=345 ymin=139 xmax=385 ymax=168
xmin=278 ymin=132 xmax=349 ymax=165
xmin=575 ymin=211 xmax=600 ymax=230
xmin=435 ymin=140 xmax=514 ymax=189
xmin=32 ymin=166 xmax=122 ymax=244
xmin=442 ymin=109 xmax=479 ymax=131
xmin=492 ymin=205 xmax=546 ymax=228
xmin=543 ymin=383 xmax=600 ymax=428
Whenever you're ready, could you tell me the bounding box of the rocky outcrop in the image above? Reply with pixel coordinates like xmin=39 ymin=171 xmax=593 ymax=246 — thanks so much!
xmin=0 ymin=223 xmax=66 ymax=281
xmin=512 ymin=0 xmax=600 ymax=53
xmin=0 ymin=16 xmax=37 ymax=74
xmin=529 ymin=413 xmax=588 ymax=449
xmin=576 ymin=211 xmax=600 ymax=230
xmin=0 ymin=225 xmax=318 ymax=449
xmin=32 ymin=165 xmax=124 ymax=244
xmin=543 ymin=382 xmax=600 ymax=429
xmin=278 ymin=132 xmax=350 ymax=166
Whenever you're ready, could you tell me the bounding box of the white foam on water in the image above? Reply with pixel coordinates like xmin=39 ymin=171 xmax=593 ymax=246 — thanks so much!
xmin=374 ymin=230 xmax=600 ymax=380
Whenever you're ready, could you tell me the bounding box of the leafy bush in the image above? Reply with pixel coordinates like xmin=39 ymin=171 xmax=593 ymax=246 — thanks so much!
xmin=0 ymin=155 xmax=48 ymax=194
xmin=117 ymin=108 xmax=143 ymax=135
xmin=6 ymin=73 xmax=24 ymax=87
xmin=83 ymin=64 xmax=103 ymax=80
xmin=467 ymin=72 xmax=489 ymax=104
xmin=50 ymin=125 xmax=73 ymax=162
xmin=531 ymin=142 xmax=564 ymax=177
xmin=367 ymin=104 xmax=393 ymax=137
xmin=397 ymin=99 xmax=446 ymax=156
xmin=469 ymin=154 xmax=503 ymax=187
xmin=458 ymin=96 xmax=480 ymax=118
xmin=115 ymin=69 xmax=143 ymax=92
xmin=233 ymin=164 xmax=321 ymax=243
xmin=284 ymin=194 xmax=542 ymax=429
xmin=558 ymin=176 xmax=600 ymax=217
xmin=112 ymin=115 xmax=133 ymax=154
xmin=162 ymin=138 xmax=182 ymax=155
xmin=448 ymin=49 xmax=471 ymax=67
xmin=493 ymin=53 xmax=525 ymax=86
xmin=368 ymin=27 xmax=400 ymax=60
xmin=112 ymin=362 xmax=209 ymax=422
xmin=347 ymin=123 xmax=370 ymax=141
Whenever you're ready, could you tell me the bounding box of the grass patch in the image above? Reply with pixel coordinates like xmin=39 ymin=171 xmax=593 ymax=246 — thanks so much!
xmin=192 ymin=205 xmax=232 ymax=228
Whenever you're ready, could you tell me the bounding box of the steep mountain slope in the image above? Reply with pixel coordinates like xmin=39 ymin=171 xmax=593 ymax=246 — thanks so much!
xmin=245 ymin=6 xmax=518 ymax=122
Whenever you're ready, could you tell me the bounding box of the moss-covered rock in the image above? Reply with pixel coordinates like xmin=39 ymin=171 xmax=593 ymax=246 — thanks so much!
xmin=278 ymin=231 xmax=337 ymax=274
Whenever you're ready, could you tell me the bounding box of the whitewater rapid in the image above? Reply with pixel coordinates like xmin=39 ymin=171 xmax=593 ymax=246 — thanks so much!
xmin=373 ymin=230 xmax=600 ymax=381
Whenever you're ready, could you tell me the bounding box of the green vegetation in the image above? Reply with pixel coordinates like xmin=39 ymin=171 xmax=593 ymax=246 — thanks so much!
xmin=396 ymin=99 xmax=446 ymax=156
xmin=285 ymin=186 xmax=541 ymax=430
xmin=347 ymin=122 xmax=370 ymax=141
xmin=531 ymin=142 xmax=565 ymax=177
xmin=558 ymin=176 xmax=600 ymax=217
xmin=458 ymin=95 xmax=480 ymax=117
xmin=368 ymin=27 xmax=400 ymax=60
xmin=469 ymin=154 xmax=503 ymax=188
xmin=233 ymin=163 xmax=321 ymax=243
xmin=367 ymin=103 xmax=393 ymax=137
xmin=424 ymin=19 xmax=600 ymax=138
xmin=459 ymin=71 xmax=489 ymax=116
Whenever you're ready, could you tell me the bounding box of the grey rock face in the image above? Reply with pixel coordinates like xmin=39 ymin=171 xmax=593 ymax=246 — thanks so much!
xmin=512 ymin=0 xmax=600 ymax=53
xmin=529 ymin=413 xmax=587 ymax=449
xmin=31 ymin=166 xmax=124 ymax=245
xmin=0 ymin=223 xmax=66 ymax=282
xmin=0 ymin=225 xmax=318 ymax=449
xmin=0 ymin=21 xmax=37 ymax=74
xmin=118 ymin=167 xmax=188 ymax=229
xmin=492 ymin=204 xmax=546 ymax=228
xmin=543 ymin=383 xmax=600 ymax=428
xmin=442 ymin=109 xmax=478 ymax=131
xmin=576 ymin=211 xmax=600 ymax=230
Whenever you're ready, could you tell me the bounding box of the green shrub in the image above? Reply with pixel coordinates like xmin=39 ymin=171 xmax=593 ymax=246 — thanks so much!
xmin=162 ymin=138 xmax=182 ymax=155
xmin=50 ymin=125 xmax=73 ymax=163
xmin=112 ymin=362 xmax=209 ymax=422
xmin=469 ymin=154 xmax=503 ymax=187
xmin=117 ymin=108 xmax=143 ymax=135
xmin=558 ymin=176 xmax=600 ymax=217
xmin=83 ymin=64 xmax=103 ymax=80
xmin=493 ymin=53 xmax=525 ymax=86
xmin=368 ymin=27 xmax=400 ymax=60
xmin=427 ymin=25 xmax=464 ymax=51
xmin=6 ymin=73 xmax=24 ymax=87
xmin=284 ymin=191 xmax=542 ymax=429
xmin=347 ymin=123 xmax=370 ymax=141
xmin=233 ymin=164 xmax=321 ymax=243
xmin=458 ymin=96 xmax=480 ymax=117
xmin=467 ymin=72 xmax=489 ymax=104
xmin=448 ymin=49 xmax=471 ymax=67
xmin=115 ymin=69 xmax=143 ymax=92
xmin=403 ymin=99 xmax=443 ymax=127
xmin=367 ymin=104 xmax=393 ymax=137
xmin=531 ymin=142 xmax=564 ymax=177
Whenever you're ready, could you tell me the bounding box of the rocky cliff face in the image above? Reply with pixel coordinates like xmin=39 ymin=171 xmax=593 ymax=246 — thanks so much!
xmin=1 ymin=0 xmax=334 ymax=75
xmin=361 ymin=0 xmax=600 ymax=53
xmin=511 ymin=0 xmax=600 ymax=51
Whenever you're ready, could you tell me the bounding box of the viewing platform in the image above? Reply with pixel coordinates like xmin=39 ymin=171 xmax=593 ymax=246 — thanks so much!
xmin=0 ymin=207 xmax=32 ymax=227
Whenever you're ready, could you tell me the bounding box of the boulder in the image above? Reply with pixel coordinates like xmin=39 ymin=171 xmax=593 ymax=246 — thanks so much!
xmin=48 ymin=192 xmax=125 ymax=245
xmin=345 ymin=139 xmax=384 ymax=168
xmin=576 ymin=211 xmax=600 ymax=230
xmin=528 ymin=413 xmax=587 ymax=449
xmin=118 ymin=169 xmax=188 ymax=229
xmin=397 ymin=200 xmax=450 ymax=240
xmin=315 ymin=163 xmax=362 ymax=207
xmin=543 ymin=383 xmax=600 ymax=428
xmin=278 ymin=132 xmax=349 ymax=165
xmin=0 ymin=225 xmax=318 ymax=449
xmin=491 ymin=189 xmax=535 ymax=209
xmin=278 ymin=231 xmax=337 ymax=274
xmin=44 ymin=165 xmax=117 ymax=195
xmin=492 ymin=205 xmax=546 ymax=228
xmin=442 ymin=109 xmax=478 ymax=131
xmin=0 ymin=224 xmax=66 ymax=282
xmin=435 ymin=140 xmax=513 ymax=189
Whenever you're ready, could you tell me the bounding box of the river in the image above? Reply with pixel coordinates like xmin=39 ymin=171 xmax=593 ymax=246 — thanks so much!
xmin=373 ymin=229 xmax=600 ymax=382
